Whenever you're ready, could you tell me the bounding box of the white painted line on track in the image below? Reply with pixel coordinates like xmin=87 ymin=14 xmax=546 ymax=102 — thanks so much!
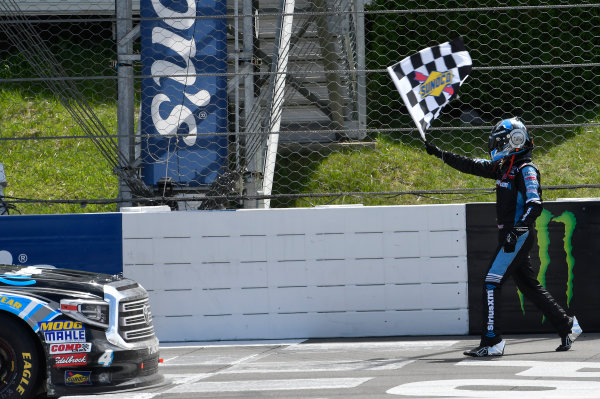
xmin=65 ymin=375 xmax=214 ymax=399
xmin=458 ymin=360 xmax=600 ymax=378
xmin=164 ymin=373 xmax=214 ymax=384
xmin=161 ymin=354 xmax=261 ymax=366
xmin=164 ymin=377 xmax=373 ymax=393
xmin=159 ymin=339 xmax=305 ymax=348
xmin=161 ymin=348 xmax=276 ymax=367
xmin=282 ymin=340 xmax=459 ymax=352
xmin=67 ymin=394 xmax=157 ymax=399
xmin=386 ymin=379 xmax=600 ymax=398
xmin=222 ymin=359 xmax=414 ymax=373
xmin=63 ymin=340 xmax=451 ymax=398
xmin=229 ymin=351 xmax=273 ymax=365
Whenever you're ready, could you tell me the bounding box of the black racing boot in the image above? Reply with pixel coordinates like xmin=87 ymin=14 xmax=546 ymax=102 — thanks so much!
xmin=556 ymin=316 xmax=582 ymax=352
xmin=464 ymin=340 xmax=506 ymax=357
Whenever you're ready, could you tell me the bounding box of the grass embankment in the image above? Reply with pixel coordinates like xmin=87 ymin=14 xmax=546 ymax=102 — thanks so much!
xmin=0 ymin=90 xmax=118 ymax=214
xmin=275 ymin=126 xmax=600 ymax=207
xmin=1 ymin=89 xmax=599 ymax=214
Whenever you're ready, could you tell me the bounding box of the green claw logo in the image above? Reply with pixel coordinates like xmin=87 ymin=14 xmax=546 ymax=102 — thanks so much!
xmin=518 ymin=209 xmax=576 ymax=319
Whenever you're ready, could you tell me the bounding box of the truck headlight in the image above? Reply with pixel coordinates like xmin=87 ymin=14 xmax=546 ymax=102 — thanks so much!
xmin=60 ymin=299 xmax=110 ymax=329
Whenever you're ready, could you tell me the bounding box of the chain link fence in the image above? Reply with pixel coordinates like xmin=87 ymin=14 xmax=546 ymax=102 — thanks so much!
xmin=0 ymin=0 xmax=598 ymax=214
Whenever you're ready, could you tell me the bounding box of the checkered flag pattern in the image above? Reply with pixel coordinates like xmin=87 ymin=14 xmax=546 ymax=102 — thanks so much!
xmin=387 ymin=37 xmax=472 ymax=140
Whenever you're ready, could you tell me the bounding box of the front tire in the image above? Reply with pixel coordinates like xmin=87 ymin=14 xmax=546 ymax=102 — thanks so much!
xmin=0 ymin=315 xmax=43 ymax=399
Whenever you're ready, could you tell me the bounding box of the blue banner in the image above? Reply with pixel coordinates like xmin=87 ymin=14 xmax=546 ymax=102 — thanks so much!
xmin=0 ymin=214 xmax=123 ymax=275
xmin=140 ymin=0 xmax=228 ymax=187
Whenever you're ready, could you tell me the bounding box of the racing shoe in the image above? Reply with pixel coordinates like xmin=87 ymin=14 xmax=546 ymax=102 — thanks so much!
xmin=556 ymin=316 xmax=582 ymax=352
xmin=463 ymin=340 xmax=506 ymax=357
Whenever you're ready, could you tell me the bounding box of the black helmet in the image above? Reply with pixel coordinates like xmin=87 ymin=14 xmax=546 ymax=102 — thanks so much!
xmin=488 ymin=117 xmax=532 ymax=162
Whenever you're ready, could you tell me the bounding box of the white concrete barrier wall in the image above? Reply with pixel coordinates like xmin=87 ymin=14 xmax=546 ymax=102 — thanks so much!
xmin=122 ymin=204 xmax=469 ymax=342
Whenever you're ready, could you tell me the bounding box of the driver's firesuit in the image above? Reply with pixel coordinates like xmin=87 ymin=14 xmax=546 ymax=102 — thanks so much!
xmin=425 ymin=143 xmax=573 ymax=350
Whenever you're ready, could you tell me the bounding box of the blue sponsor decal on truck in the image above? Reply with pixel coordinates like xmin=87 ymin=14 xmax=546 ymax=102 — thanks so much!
xmin=39 ymin=321 xmax=87 ymax=343
xmin=0 ymin=274 xmax=36 ymax=286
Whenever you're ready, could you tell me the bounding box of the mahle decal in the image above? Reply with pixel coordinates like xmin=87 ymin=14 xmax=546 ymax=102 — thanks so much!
xmin=518 ymin=210 xmax=576 ymax=320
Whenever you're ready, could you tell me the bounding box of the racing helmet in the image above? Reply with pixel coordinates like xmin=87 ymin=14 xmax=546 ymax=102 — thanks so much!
xmin=488 ymin=117 xmax=532 ymax=162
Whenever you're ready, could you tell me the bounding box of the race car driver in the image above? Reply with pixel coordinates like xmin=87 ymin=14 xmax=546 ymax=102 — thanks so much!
xmin=424 ymin=117 xmax=582 ymax=356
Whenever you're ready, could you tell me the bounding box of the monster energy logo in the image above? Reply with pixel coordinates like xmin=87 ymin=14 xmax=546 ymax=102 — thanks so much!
xmin=518 ymin=209 xmax=576 ymax=318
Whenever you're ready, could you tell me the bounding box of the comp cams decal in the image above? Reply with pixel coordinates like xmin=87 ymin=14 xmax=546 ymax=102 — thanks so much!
xmin=49 ymin=342 xmax=92 ymax=355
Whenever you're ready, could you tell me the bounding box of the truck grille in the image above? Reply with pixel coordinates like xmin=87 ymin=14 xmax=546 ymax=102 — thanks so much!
xmin=118 ymin=297 xmax=155 ymax=343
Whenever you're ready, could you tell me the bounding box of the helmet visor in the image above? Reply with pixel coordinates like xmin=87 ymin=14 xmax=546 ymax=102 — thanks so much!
xmin=489 ymin=128 xmax=528 ymax=161
xmin=489 ymin=134 xmax=510 ymax=161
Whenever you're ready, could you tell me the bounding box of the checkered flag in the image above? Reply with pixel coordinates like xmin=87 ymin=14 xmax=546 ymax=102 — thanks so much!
xmin=387 ymin=37 xmax=472 ymax=140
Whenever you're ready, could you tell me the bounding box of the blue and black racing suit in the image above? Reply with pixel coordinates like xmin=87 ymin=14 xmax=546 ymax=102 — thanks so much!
xmin=426 ymin=144 xmax=572 ymax=345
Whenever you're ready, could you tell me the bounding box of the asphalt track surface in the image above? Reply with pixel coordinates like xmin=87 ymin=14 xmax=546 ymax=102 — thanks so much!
xmin=68 ymin=332 xmax=599 ymax=399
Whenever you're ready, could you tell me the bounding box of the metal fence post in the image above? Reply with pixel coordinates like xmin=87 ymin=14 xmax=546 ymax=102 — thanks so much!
xmin=261 ymin=0 xmax=296 ymax=208
xmin=0 ymin=163 xmax=7 ymax=215
xmin=116 ymin=0 xmax=135 ymax=208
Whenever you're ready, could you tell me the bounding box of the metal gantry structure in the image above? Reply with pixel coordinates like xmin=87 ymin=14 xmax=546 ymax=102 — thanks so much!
xmin=114 ymin=0 xmax=366 ymax=208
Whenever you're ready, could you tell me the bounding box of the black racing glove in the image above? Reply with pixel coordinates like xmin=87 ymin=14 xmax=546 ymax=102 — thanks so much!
xmin=424 ymin=141 xmax=443 ymax=158
xmin=503 ymin=224 xmax=529 ymax=253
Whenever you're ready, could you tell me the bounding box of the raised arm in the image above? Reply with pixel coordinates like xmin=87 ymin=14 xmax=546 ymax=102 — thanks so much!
xmin=424 ymin=141 xmax=496 ymax=179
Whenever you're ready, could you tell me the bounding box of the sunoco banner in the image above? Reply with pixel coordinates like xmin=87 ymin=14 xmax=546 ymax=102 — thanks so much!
xmin=466 ymin=201 xmax=600 ymax=334
xmin=140 ymin=0 xmax=227 ymax=187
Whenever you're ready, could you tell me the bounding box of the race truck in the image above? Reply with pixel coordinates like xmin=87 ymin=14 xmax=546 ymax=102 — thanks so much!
xmin=0 ymin=264 xmax=163 ymax=398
